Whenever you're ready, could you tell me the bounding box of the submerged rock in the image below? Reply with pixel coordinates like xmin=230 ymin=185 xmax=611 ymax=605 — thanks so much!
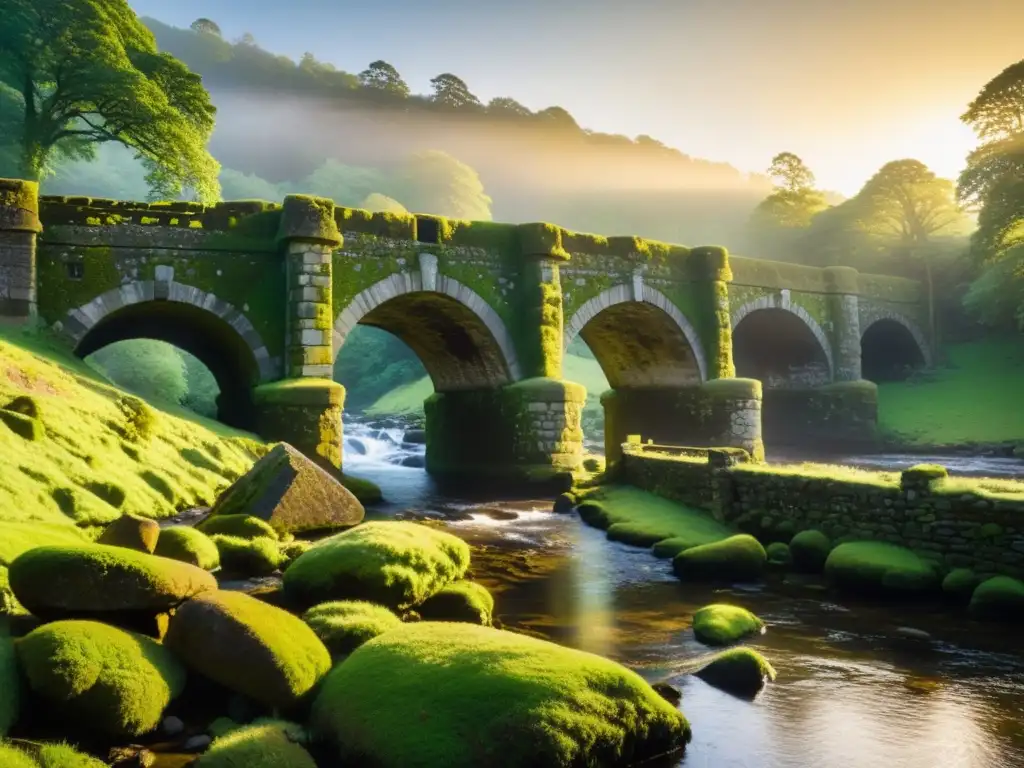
xmin=311 ymin=622 xmax=691 ymax=767
xmin=302 ymin=600 xmax=403 ymax=658
xmin=692 ymin=604 xmax=764 ymax=647
xmin=16 ymin=619 xmax=186 ymax=738
xmin=672 ymin=535 xmax=767 ymax=583
xmin=418 ymin=581 xmax=495 ymax=625
xmin=164 ymin=590 xmax=331 ymax=710
xmin=207 ymin=442 xmax=364 ymax=535
xmin=282 ymin=521 xmax=470 ymax=610
xmin=695 ymin=647 xmax=777 ymax=699
xmin=97 ymin=513 xmax=161 ymax=554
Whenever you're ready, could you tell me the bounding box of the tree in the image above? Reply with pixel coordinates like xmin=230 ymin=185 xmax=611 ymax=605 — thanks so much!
xmin=190 ymin=18 xmax=222 ymax=37
xmin=487 ymin=97 xmax=531 ymax=117
xmin=429 ymin=74 xmax=480 ymax=109
xmin=359 ymin=61 xmax=410 ymax=98
xmin=394 ymin=150 xmax=492 ymax=221
xmin=219 ymin=168 xmax=282 ymax=202
xmin=360 ymin=193 xmax=408 ymax=215
xmin=0 ymin=0 xmax=220 ymax=201
xmin=536 ymin=106 xmax=579 ymax=130
xmin=961 ymin=59 xmax=1024 ymax=142
xmin=854 ymin=160 xmax=971 ymax=342
xmin=767 ymin=152 xmax=816 ymax=193
xmin=296 ymin=160 xmax=389 ymax=207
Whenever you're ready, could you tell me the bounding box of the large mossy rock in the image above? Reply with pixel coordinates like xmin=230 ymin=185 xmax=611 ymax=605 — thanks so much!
xmin=207 ymin=443 xmax=364 ymax=535
xmin=211 ymin=535 xmax=283 ymax=577
xmin=8 ymin=544 xmax=217 ymax=618
xmin=672 ymin=535 xmax=766 ymax=583
xmin=311 ymin=622 xmax=691 ymax=767
xmin=154 ymin=526 xmax=220 ymax=570
xmin=302 ymin=601 xmax=403 ymax=658
xmin=197 ymin=720 xmax=316 ymax=768
xmin=164 ymin=590 xmax=331 ymax=710
xmin=15 ymin=619 xmax=186 ymax=738
xmin=282 ymin=521 xmax=470 ymax=610
xmin=6 ymin=741 xmax=108 ymax=768
xmin=824 ymin=542 xmax=941 ymax=597
xmin=0 ymin=743 xmax=36 ymax=768
xmin=695 ymin=647 xmax=776 ymax=699
xmin=197 ymin=514 xmax=279 ymax=541
xmin=942 ymin=568 xmax=981 ymax=602
xmin=97 ymin=513 xmax=160 ymax=554
xmin=418 ymin=581 xmax=494 ymax=625
xmin=968 ymin=576 xmax=1024 ymax=621
xmin=692 ymin=604 xmax=764 ymax=647
xmin=0 ymin=522 xmax=88 ymax=615
xmin=789 ymin=530 xmax=832 ymax=573
xmin=0 ymin=625 xmax=18 ymax=735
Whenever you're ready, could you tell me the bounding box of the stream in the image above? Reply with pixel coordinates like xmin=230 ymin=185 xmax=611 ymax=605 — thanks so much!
xmin=343 ymin=419 xmax=1024 ymax=768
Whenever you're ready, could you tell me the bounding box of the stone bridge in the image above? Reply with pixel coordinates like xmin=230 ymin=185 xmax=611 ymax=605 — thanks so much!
xmin=0 ymin=178 xmax=931 ymax=485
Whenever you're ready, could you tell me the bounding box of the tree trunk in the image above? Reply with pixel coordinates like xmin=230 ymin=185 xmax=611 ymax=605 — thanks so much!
xmin=18 ymin=72 xmax=46 ymax=181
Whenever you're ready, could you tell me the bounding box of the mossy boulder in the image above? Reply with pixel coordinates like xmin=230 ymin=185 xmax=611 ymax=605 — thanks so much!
xmin=197 ymin=720 xmax=316 ymax=768
xmin=789 ymin=530 xmax=832 ymax=573
xmin=302 ymin=601 xmax=403 ymax=658
xmin=154 ymin=527 xmax=220 ymax=570
xmin=942 ymin=568 xmax=981 ymax=602
xmin=0 ymin=743 xmax=36 ymax=768
xmin=8 ymin=544 xmax=217 ymax=618
xmin=692 ymin=604 xmax=764 ymax=647
xmin=282 ymin=521 xmax=470 ymax=610
xmin=197 ymin=514 xmax=279 ymax=541
xmin=311 ymin=622 xmax=691 ymax=767
xmin=765 ymin=542 xmax=792 ymax=568
xmin=695 ymin=647 xmax=777 ymax=699
xmin=418 ymin=581 xmax=494 ymax=625
xmin=0 ymin=625 xmax=18 ymax=735
xmin=97 ymin=513 xmax=160 ymax=554
xmin=0 ymin=522 xmax=88 ymax=616
xmin=16 ymin=620 xmax=186 ymax=738
xmin=824 ymin=542 xmax=941 ymax=597
xmin=7 ymin=741 xmax=108 ymax=767
xmin=164 ymin=590 xmax=331 ymax=710
xmin=672 ymin=535 xmax=766 ymax=583
xmin=207 ymin=443 xmax=364 ymax=535
xmin=212 ymin=535 xmax=283 ymax=577
xmin=968 ymin=576 xmax=1024 ymax=622
xmin=279 ymin=539 xmax=312 ymax=566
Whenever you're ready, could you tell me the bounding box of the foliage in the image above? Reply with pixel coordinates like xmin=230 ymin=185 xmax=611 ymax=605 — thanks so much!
xmin=359 ymin=192 xmax=408 ymax=215
xmin=767 ymin=152 xmax=816 ymax=192
xmin=430 ymin=73 xmax=481 ymax=109
xmin=0 ymin=0 xmax=220 ymax=200
xmin=691 ymin=604 xmax=764 ymax=647
xmin=310 ymin=622 xmax=691 ymax=767
xmin=191 ymin=18 xmax=222 ymax=37
xmin=301 ymin=600 xmax=403 ymax=658
xmin=394 ymin=150 xmax=493 ymax=220
xmin=487 ymin=97 xmax=533 ymax=117
xmin=300 ymin=159 xmax=389 ymax=207
xmin=16 ymin=619 xmax=186 ymax=737
xmin=219 ymin=167 xmax=283 ymax=202
xmin=358 ymin=60 xmax=410 ymax=98
xmin=747 ymin=153 xmax=830 ymax=262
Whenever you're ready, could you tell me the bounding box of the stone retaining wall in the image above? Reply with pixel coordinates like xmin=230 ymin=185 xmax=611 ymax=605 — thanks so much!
xmin=620 ymin=448 xmax=1024 ymax=579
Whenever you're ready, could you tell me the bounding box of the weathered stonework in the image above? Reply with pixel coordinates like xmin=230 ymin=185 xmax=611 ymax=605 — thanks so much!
xmin=0 ymin=179 xmax=41 ymax=318
xmin=286 ymin=241 xmax=334 ymax=378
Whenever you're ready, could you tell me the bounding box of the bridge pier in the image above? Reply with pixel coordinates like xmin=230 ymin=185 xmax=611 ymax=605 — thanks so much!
xmin=760 ymin=382 xmax=879 ymax=454
xmin=0 ymin=179 xmax=40 ymax=320
xmin=602 ymin=380 xmax=764 ymax=466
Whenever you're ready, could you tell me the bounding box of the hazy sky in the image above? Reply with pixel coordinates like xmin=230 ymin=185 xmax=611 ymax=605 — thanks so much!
xmin=129 ymin=0 xmax=1023 ymax=196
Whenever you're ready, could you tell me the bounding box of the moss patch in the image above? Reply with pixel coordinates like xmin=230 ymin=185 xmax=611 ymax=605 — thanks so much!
xmin=942 ymin=568 xmax=981 ymax=602
xmin=154 ymin=526 xmax=220 ymax=570
xmin=302 ymin=600 xmax=403 ymax=658
xmin=968 ymin=576 xmax=1024 ymax=622
xmin=695 ymin=647 xmax=777 ymax=699
xmin=824 ymin=542 xmax=941 ymax=597
xmin=282 ymin=521 xmax=470 ymax=610
xmin=198 ymin=514 xmax=279 ymax=541
xmin=672 ymin=535 xmax=766 ymax=583
xmin=311 ymin=622 xmax=691 ymax=767
xmin=16 ymin=619 xmax=185 ymax=737
xmin=789 ymin=530 xmax=832 ymax=573
xmin=197 ymin=720 xmax=316 ymax=768
xmin=96 ymin=513 xmax=161 ymax=553
xmin=692 ymin=604 xmax=764 ymax=647
xmin=212 ymin=535 xmax=284 ymax=577
xmin=418 ymin=581 xmax=495 ymax=626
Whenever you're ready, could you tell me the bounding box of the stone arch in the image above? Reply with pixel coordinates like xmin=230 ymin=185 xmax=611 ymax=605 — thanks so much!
xmin=859 ymin=308 xmax=932 ymax=369
xmin=731 ymin=293 xmax=835 ymax=382
xmin=563 ymin=284 xmax=708 ymax=386
xmin=332 ymin=268 xmax=523 ymax=391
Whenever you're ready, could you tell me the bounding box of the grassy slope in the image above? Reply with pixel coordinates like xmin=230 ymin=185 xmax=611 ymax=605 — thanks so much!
xmin=877 ymin=339 xmax=1024 ymax=446
xmin=0 ymin=324 xmax=264 ymax=537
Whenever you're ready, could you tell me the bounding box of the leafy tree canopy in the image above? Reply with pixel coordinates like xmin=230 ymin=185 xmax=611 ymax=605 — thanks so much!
xmin=961 ymin=59 xmax=1024 ymax=142
xmin=360 ymin=193 xmax=408 ymax=215
xmin=396 ymin=150 xmax=492 ymax=221
xmin=359 ymin=61 xmax=410 ymax=98
xmin=0 ymin=0 xmax=221 ymax=201
xmin=537 ymin=106 xmax=579 ymax=130
xmin=190 ymin=18 xmax=221 ymax=37
xmin=768 ymin=152 xmax=816 ymax=193
xmin=487 ymin=97 xmax=532 ymax=117
xmin=430 ymin=73 xmax=480 ymax=109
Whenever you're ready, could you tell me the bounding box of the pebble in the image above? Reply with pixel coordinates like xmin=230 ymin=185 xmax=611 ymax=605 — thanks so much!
xmin=182 ymin=735 xmax=213 ymax=752
xmin=162 ymin=715 xmax=185 ymax=736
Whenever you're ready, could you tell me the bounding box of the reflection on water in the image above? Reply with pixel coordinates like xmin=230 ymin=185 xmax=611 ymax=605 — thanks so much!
xmin=344 ymin=421 xmax=1024 ymax=768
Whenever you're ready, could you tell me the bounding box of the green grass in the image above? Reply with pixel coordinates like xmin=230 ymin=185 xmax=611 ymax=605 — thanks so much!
xmin=301 ymin=600 xmax=403 ymax=658
xmin=310 ymin=622 xmax=691 ymax=767
xmin=15 ymin=619 xmax=186 ymax=738
xmin=0 ymin=324 xmax=264 ymax=533
xmin=575 ymin=485 xmax=732 ymax=550
xmin=877 ymin=339 xmax=1024 ymax=445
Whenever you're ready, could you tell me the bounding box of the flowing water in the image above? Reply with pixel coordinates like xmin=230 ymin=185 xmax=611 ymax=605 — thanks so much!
xmin=344 ymin=419 xmax=1024 ymax=768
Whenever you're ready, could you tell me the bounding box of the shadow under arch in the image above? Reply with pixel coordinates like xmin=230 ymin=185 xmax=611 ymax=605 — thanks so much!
xmin=332 ymin=273 xmax=521 ymax=391
xmin=861 ymin=317 xmax=929 ymax=381
xmin=68 ymin=296 xmax=270 ymax=430
xmin=732 ymin=303 xmax=834 ymax=388
xmin=564 ymin=285 xmax=707 ymax=387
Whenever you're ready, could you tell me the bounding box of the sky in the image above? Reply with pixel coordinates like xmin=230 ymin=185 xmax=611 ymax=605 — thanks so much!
xmin=129 ymin=0 xmax=1024 ymax=197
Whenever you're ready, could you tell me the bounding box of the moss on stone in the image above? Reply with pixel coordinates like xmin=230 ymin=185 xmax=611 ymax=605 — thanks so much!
xmin=165 ymin=590 xmax=331 ymax=710
xmin=900 ymin=464 xmax=949 ymax=487
xmin=692 ymin=604 xmax=764 ymax=647
xmin=0 ymin=624 xmax=18 ymax=735
xmin=340 ymin=474 xmax=383 ymax=504
xmin=282 ymin=521 xmax=470 ymax=610
xmin=33 ymin=742 xmax=108 ymax=767
xmin=0 ymin=742 xmax=36 ymax=768
xmin=311 ymin=622 xmax=690 ymax=767
xmin=277 ymin=195 xmax=341 ymax=245
xmin=418 ymin=581 xmax=494 ymax=625
xmin=765 ymin=542 xmax=792 ymax=568
xmin=0 ymin=410 xmax=44 ymax=441
xmin=518 ymin=222 xmax=571 ymax=261
xmin=789 ymin=530 xmax=832 ymax=574
xmin=97 ymin=513 xmax=161 ymax=553
xmin=942 ymin=568 xmax=981 ymax=602
xmin=672 ymin=535 xmax=767 ymax=583
xmin=198 ymin=514 xmax=279 ymax=541
xmin=968 ymin=576 xmax=1024 ymax=622
xmin=16 ymin=619 xmax=185 ymax=737
xmin=695 ymin=647 xmax=776 ymax=699
xmin=8 ymin=544 xmax=217 ymax=617
xmin=197 ymin=720 xmax=317 ymax=768
xmin=154 ymin=526 xmax=220 ymax=570
xmin=824 ymin=542 xmax=941 ymax=597
xmin=302 ymin=600 xmax=403 ymax=658
xmin=211 ymin=535 xmax=283 ymax=577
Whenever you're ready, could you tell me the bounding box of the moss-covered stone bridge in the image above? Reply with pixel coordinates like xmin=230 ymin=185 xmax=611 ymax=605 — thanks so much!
xmin=0 ymin=178 xmax=931 ymax=485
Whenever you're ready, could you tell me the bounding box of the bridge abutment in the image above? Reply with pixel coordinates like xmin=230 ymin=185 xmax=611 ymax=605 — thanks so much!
xmin=0 ymin=179 xmax=40 ymax=320
xmin=602 ymin=380 xmax=764 ymax=466
xmin=761 ymin=381 xmax=879 ymax=454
